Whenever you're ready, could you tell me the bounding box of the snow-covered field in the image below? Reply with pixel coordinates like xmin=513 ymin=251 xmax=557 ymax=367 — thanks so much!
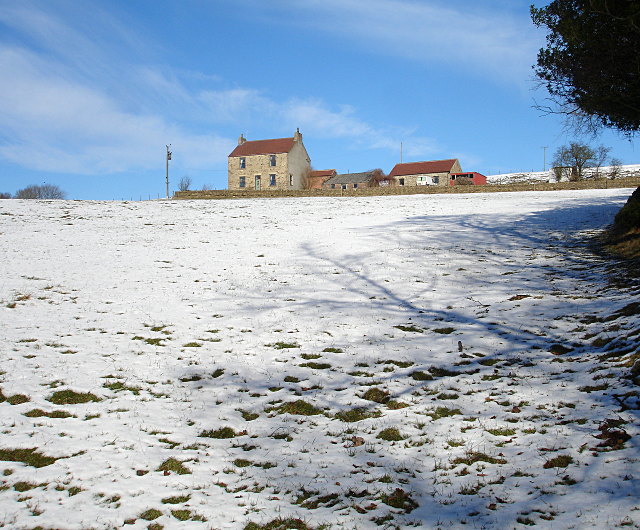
xmin=1 ymin=189 xmax=639 ymax=529
xmin=487 ymin=164 xmax=640 ymax=184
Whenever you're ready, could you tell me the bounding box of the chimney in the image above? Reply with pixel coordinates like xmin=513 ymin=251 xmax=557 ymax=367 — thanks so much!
xmin=294 ymin=128 xmax=302 ymax=142
xmin=238 ymin=134 xmax=246 ymax=145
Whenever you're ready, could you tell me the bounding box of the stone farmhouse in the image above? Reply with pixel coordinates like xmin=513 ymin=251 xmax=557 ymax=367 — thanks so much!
xmin=388 ymin=159 xmax=462 ymax=187
xmin=227 ymin=132 xmax=485 ymax=191
xmin=228 ymin=130 xmax=312 ymax=191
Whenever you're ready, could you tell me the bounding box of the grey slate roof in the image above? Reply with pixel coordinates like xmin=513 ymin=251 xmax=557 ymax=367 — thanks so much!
xmin=324 ymin=170 xmax=377 ymax=186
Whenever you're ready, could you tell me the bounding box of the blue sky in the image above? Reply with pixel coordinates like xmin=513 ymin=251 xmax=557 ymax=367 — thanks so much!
xmin=0 ymin=0 xmax=637 ymax=200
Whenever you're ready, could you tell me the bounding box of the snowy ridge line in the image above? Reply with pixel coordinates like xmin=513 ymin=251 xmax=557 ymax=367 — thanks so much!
xmin=487 ymin=164 xmax=640 ymax=185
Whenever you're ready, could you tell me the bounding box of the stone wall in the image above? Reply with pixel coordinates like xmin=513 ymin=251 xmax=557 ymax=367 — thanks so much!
xmin=175 ymin=177 xmax=640 ymax=200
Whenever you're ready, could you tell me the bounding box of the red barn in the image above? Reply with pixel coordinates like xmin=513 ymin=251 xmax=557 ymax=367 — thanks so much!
xmin=449 ymin=172 xmax=487 ymax=186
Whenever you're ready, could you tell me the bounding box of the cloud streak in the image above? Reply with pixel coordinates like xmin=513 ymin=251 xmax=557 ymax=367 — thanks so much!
xmin=252 ymin=0 xmax=542 ymax=85
xmin=0 ymin=1 xmax=442 ymax=176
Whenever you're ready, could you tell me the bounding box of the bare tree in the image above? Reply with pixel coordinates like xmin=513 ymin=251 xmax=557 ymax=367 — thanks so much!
xmin=201 ymin=183 xmax=212 ymax=191
xmin=552 ymin=142 xmax=597 ymax=181
xmin=178 ymin=176 xmax=192 ymax=192
xmin=609 ymin=158 xmax=623 ymax=179
xmin=0 ymin=192 xmax=11 ymax=199
xmin=593 ymin=145 xmax=611 ymax=178
xmin=15 ymin=184 xmax=66 ymax=199
xmin=368 ymin=169 xmax=392 ymax=187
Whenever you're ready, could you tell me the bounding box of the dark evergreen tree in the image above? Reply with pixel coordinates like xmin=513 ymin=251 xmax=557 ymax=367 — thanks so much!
xmin=531 ymin=1 xmax=640 ymax=134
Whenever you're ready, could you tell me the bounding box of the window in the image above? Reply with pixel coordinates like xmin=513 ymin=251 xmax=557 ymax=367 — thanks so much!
xmin=255 ymin=175 xmax=261 ymax=190
xmin=330 ymin=184 xmax=336 ymax=189
xmin=353 ymin=183 xmax=358 ymax=189
xmin=433 ymin=176 xmax=440 ymax=184
xmin=289 ymin=174 xmax=293 ymax=186
xmin=451 ymin=175 xmax=456 ymax=180
xmin=239 ymin=157 xmax=246 ymax=169
xmin=399 ymin=178 xmax=405 ymax=186
xmin=341 ymin=184 xmax=347 ymax=190
xmin=269 ymin=174 xmax=276 ymax=186
xmin=239 ymin=176 xmax=246 ymax=188
xmin=270 ymin=154 xmax=276 ymax=167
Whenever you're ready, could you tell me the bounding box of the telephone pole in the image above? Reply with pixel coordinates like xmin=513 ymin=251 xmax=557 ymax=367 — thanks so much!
xmin=542 ymin=146 xmax=548 ymax=171
xmin=165 ymin=144 xmax=172 ymax=199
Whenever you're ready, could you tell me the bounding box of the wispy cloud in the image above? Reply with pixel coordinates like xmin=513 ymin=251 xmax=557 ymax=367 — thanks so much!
xmin=249 ymin=0 xmax=541 ymax=85
xmin=0 ymin=1 xmax=442 ymax=176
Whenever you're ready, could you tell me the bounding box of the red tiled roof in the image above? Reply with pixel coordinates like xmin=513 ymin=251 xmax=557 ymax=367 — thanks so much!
xmin=309 ymin=169 xmax=336 ymax=178
xmin=388 ymin=159 xmax=458 ymax=177
xmin=229 ymin=137 xmax=296 ymax=157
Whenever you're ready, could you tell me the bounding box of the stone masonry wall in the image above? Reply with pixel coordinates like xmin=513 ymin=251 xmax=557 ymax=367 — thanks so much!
xmin=175 ymin=176 xmax=640 ymax=200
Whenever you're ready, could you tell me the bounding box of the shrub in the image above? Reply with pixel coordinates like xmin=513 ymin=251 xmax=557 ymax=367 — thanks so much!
xmin=15 ymin=184 xmax=66 ymax=199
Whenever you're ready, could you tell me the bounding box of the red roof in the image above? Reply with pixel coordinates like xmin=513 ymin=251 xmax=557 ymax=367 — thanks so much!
xmin=229 ymin=137 xmax=296 ymax=157
xmin=309 ymin=169 xmax=336 ymax=178
xmin=389 ymin=159 xmax=458 ymax=177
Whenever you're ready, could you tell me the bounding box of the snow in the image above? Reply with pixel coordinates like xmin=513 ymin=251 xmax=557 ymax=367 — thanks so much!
xmin=0 ymin=189 xmax=639 ymax=529
xmin=487 ymin=164 xmax=640 ymax=184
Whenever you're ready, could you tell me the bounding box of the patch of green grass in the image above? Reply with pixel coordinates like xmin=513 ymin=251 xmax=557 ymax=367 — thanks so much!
xmin=487 ymin=427 xmax=516 ymax=436
xmin=428 ymin=406 xmax=462 ymax=420
xmin=429 ymin=366 xmax=461 ymax=377
xmin=578 ymin=383 xmax=609 ymax=393
xmin=6 ymin=394 xmax=30 ymax=405
xmin=387 ymin=400 xmax=410 ymax=410
xmin=437 ymin=392 xmax=459 ymax=400
xmin=103 ymin=381 xmax=141 ymax=395
xmin=379 ymin=488 xmax=418 ymax=513
xmin=300 ymin=492 xmax=340 ymax=509
xmin=233 ymin=458 xmax=253 ymax=468
xmin=182 ymin=342 xmax=201 ymax=348
xmin=410 ymin=370 xmax=433 ymax=381
xmin=23 ymin=409 xmax=73 ymax=419
xmin=157 ymin=458 xmax=191 ymax=475
xmin=179 ymin=374 xmax=202 ymax=382
xmin=211 ymin=368 xmax=224 ymax=378
xmin=269 ymin=400 xmax=322 ymax=416
xmin=139 ymin=508 xmax=163 ymax=520
xmin=300 ymin=353 xmax=322 ymax=360
xmin=377 ymin=428 xmax=406 ymax=441
xmin=13 ymin=481 xmax=41 ymax=492
xmin=394 ymin=324 xmax=423 ymax=333
xmin=199 ymin=427 xmax=237 ymax=439
xmin=379 ymin=359 xmax=414 ymax=368
xmin=284 ymin=375 xmax=300 ymax=383
xmin=47 ymin=390 xmax=100 ymax=404
xmin=362 ymin=387 xmax=390 ymax=404
xmin=244 ymin=517 xmax=314 ymax=530
xmin=433 ymin=327 xmax=455 ymax=334
xmin=334 ymin=407 xmax=382 ymax=423
xmin=267 ymin=342 xmax=300 ymax=350
xmin=479 ymin=358 xmax=500 ymax=366
xmin=543 ymin=455 xmax=573 ymax=469
xmin=299 ymin=362 xmax=331 ymax=370
xmin=0 ymin=448 xmax=58 ymax=468
xmin=162 ymin=494 xmax=191 ymax=504
xmin=322 ymin=347 xmax=343 ymax=353
xmin=239 ymin=409 xmax=259 ymax=421
xmin=451 ymin=451 xmax=507 ymax=466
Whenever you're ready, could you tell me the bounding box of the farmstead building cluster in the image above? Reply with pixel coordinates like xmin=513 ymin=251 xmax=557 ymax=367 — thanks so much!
xmin=227 ymin=130 xmax=487 ymax=191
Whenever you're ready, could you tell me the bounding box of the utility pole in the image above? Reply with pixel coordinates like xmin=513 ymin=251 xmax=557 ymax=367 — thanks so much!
xmin=400 ymin=142 xmax=403 ymax=164
xmin=165 ymin=144 xmax=172 ymax=199
xmin=542 ymin=146 xmax=548 ymax=171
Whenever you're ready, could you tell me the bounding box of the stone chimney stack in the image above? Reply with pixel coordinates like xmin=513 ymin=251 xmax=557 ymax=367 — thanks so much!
xmin=294 ymin=128 xmax=302 ymax=142
xmin=238 ymin=134 xmax=246 ymax=145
